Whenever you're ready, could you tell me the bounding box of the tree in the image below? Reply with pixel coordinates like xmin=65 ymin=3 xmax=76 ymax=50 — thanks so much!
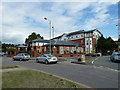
xmin=118 ymin=38 xmax=120 ymax=42
xmin=25 ymin=32 xmax=44 ymax=51
xmin=25 ymin=32 xmax=43 ymax=44
xmin=96 ymin=35 xmax=106 ymax=54
xmin=96 ymin=36 xmax=118 ymax=55
xmin=106 ymin=37 xmax=118 ymax=52
xmin=2 ymin=43 xmax=16 ymax=52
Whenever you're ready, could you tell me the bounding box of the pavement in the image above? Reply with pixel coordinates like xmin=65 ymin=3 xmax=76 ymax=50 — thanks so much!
xmin=2 ymin=56 xmax=119 ymax=88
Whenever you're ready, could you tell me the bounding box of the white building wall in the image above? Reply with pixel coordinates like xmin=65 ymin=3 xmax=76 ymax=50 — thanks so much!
xmin=93 ymin=30 xmax=102 ymax=40
xmin=85 ymin=38 xmax=92 ymax=53
xmin=60 ymin=34 xmax=67 ymax=41
xmin=67 ymin=34 xmax=84 ymax=40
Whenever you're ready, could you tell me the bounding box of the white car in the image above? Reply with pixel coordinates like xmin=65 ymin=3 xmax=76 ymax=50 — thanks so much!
xmin=0 ymin=52 xmax=5 ymax=56
xmin=110 ymin=52 xmax=120 ymax=63
xmin=13 ymin=53 xmax=30 ymax=61
xmin=36 ymin=54 xmax=58 ymax=64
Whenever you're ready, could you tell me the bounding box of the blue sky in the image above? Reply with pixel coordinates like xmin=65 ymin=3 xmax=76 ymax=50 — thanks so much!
xmin=1 ymin=0 xmax=119 ymax=44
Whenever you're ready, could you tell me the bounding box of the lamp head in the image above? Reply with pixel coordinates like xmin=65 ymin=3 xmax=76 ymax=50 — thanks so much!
xmin=44 ymin=18 xmax=47 ymax=20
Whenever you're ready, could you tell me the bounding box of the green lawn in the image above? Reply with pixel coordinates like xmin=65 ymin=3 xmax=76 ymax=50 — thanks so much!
xmin=2 ymin=70 xmax=80 ymax=88
xmin=1 ymin=65 xmax=18 ymax=69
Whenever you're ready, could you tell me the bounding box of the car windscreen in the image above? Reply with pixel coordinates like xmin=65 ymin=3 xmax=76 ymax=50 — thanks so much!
xmin=116 ymin=54 xmax=120 ymax=56
xmin=24 ymin=54 xmax=30 ymax=56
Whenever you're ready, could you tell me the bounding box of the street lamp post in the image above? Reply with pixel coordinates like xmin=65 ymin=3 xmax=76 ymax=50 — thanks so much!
xmin=44 ymin=17 xmax=52 ymax=54
xmin=52 ymin=26 xmax=54 ymax=38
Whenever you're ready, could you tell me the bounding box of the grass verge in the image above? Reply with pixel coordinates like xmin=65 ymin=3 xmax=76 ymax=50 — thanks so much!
xmin=1 ymin=65 xmax=19 ymax=69
xmin=2 ymin=70 xmax=80 ymax=88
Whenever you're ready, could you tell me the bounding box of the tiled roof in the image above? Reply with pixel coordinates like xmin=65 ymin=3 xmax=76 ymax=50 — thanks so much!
xmin=32 ymin=38 xmax=50 ymax=43
xmin=16 ymin=45 xmax=27 ymax=48
xmin=51 ymin=33 xmax=66 ymax=39
xmin=52 ymin=29 xmax=102 ymax=38
xmin=43 ymin=41 xmax=81 ymax=47
xmin=66 ymin=30 xmax=84 ymax=36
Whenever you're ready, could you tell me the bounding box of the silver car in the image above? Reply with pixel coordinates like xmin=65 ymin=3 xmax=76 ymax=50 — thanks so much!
xmin=110 ymin=52 xmax=120 ymax=62
xmin=13 ymin=53 xmax=30 ymax=61
xmin=36 ymin=54 xmax=58 ymax=64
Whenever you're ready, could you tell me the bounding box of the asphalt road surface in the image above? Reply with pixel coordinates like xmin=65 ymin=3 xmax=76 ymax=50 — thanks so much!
xmin=92 ymin=56 xmax=120 ymax=70
xmin=2 ymin=56 xmax=119 ymax=88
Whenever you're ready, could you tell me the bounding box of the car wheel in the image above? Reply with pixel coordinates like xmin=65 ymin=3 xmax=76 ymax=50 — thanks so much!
xmin=19 ymin=58 xmax=22 ymax=61
xmin=45 ymin=60 xmax=48 ymax=64
xmin=13 ymin=58 xmax=15 ymax=61
xmin=36 ymin=60 xmax=39 ymax=63
xmin=54 ymin=62 xmax=57 ymax=64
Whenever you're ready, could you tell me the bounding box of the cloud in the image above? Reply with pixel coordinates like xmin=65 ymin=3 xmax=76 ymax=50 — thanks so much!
xmin=2 ymin=0 xmax=119 ymax=2
xmin=111 ymin=35 xmax=118 ymax=41
xmin=1 ymin=1 xmax=118 ymax=44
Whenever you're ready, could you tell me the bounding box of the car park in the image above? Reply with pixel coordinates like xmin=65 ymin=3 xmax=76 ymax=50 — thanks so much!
xmin=110 ymin=52 xmax=120 ymax=63
xmin=36 ymin=54 xmax=58 ymax=64
xmin=13 ymin=53 xmax=30 ymax=61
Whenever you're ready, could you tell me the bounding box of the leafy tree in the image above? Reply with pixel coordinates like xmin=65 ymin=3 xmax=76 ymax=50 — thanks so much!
xmin=118 ymin=38 xmax=120 ymax=42
xmin=96 ymin=36 xmax=118 ymax=55
xmin=2 ymin=43 xmax=16 ymax=52
xmin=25 ymin=32 xmax=43 ymax=44
xmin=96 ymin=35 xmax=106 ymax=54
xmin=106 ymin=37 xmax=118 ymax=51
xmin=25 ymin=32 xmax=44 ymax=51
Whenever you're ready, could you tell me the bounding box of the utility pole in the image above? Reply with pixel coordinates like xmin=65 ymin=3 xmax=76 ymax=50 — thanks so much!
xmin=44 ymin=18 xmax=52 ymax=54
xmin=52 ymin=26 xmax=54 ymax=38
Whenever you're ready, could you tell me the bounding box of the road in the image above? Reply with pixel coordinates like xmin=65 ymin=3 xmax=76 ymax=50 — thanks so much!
xmin=92 ymin=56 xmax=120 ymax=71
xmin=2 ymin=56 xmax=119 ymax=88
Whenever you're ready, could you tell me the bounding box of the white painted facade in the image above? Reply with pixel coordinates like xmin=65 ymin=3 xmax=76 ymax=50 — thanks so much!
xmin=32 ymin=42 xmax=47 ymax=46
xmin=93 ymin=30 xmax=102 ymax=40
xmin=85 ymin=38 xmax=92 ymax=53
xmin=67 ymin=34 xmax=84 ymax=41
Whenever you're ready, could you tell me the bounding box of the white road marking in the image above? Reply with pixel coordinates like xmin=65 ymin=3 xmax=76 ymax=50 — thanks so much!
xmin=92 ymin=57 xmax=100 ymax=64
xmin=91 ymin=56 xmax=119 ymax=72
xmin=93 ymin=65 xmax=119 ymax=72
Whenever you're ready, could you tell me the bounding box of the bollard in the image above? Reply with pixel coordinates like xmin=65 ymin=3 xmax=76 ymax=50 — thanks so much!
xmin=81 ymin=55 xmax=86 ymax=63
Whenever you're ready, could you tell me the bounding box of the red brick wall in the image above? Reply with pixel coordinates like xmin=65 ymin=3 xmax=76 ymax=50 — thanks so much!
xmin=92 ymin=38 xmax=96 ymax=50
xmin=54 ymin=54 xmax=87 ymax=57
xmin=70 ymin=38 xmax=84 ymax=43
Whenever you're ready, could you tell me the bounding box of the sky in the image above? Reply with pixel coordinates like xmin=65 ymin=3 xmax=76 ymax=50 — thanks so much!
xmin=1 ymin=0 xmax=119 ymax=44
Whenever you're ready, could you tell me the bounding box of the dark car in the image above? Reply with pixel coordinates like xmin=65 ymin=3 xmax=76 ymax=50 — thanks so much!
xmin=110 ymin=52 xmax=120 ymax=63
xmin=13 ymin=53 xmax=30 ymax=61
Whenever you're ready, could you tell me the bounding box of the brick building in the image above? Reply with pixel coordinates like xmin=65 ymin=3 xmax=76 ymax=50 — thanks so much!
xmin=31 ymin=29 xmax=102 ymax=56
xmin=52 ymin=29 xmax=102 ymax=54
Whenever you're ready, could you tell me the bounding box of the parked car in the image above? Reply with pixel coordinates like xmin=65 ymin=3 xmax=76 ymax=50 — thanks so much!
xmin=36 ymin=54 xmax=58 ymax=64
xmin=110 ymin=52 xmax=120 ymax=63
xmin=92 ymin=53 xmax=101 ymax=57
xmin=13 ymin=53 xmax=30 ymax=61
xmin=0 ymin=52 xmax=5 ymax=56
